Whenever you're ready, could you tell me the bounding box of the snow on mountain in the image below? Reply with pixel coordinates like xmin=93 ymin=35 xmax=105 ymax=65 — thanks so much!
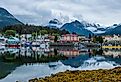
xmin=79 ymin=21 xmax=107 ymax=34
xmin=47 ymin=19 xmax=63 ymax=28
xmin=47 ymin=17 xmax=121 ymax=35
xmin=103 ymin=23 xmax=121 ymax=35
xmin=45 ymin=10 xmax=121 ymax=35
xmin=61 ymin=19 xmax=108 ymax=35
xmin=61 ymin=20 xmax=93 ymax=36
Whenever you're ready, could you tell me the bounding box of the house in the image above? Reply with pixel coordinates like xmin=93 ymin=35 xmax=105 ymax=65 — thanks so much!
xmin=60 ymin=34 xmax=80 ymax=42
xmin=103 ymin=35 xmax=121 ymax=42
xmin=20 ymin=34 xmax=32 ymax=42
xmin=37 ymin=34 xmax=50 ymax=42
xmin=48 ymin=35 xmax=55 ymax=43
xmin=103 ymin=35 xmax=121 ymax=46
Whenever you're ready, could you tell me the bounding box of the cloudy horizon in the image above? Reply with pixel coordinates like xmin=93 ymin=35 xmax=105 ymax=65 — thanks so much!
xmin=0 ymin=0 xmax=121 ymax=26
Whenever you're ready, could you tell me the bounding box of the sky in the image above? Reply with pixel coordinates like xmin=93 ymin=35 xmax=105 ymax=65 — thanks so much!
xmin=0 ymin=0 xmax=121 ymax=26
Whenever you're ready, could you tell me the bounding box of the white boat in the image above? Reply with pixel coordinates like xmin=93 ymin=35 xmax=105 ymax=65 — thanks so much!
xmin=6 ymin=37 xmax=20 ymax=47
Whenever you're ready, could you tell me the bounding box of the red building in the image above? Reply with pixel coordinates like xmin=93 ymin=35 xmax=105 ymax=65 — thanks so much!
xmin=61 ymin=34 xmax=79 ymax=42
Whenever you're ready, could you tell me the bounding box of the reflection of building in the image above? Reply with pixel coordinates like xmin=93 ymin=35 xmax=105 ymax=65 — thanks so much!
xmin=103 ymin=50 xmax=121 ymax=58
xmin=60 ymin=34 xmax=80 ymax=42
xmin=59 ymin=50 xmax=80 ymax=57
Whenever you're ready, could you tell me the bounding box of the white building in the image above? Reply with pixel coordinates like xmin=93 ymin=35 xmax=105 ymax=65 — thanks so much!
xmin=20 ymin=34 xmax=32 ymax=42
xmin=103 ymin=35 xmax=121 ymax=42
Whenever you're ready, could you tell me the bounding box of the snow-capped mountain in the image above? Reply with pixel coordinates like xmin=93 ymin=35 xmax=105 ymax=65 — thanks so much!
xmin=61 ymin=55 xmax=120 ymax=68
xmin=79 ymin=21 xmax=107 ymax=34
xmin=103 ymin=23 xmax=121 ymax=35
xmin=60 ymin=20 xmax=108 ymax=36
xmin=47 ymin=18 xmax=121 ymax=36
xmin=61 ymin=20 xmax=94 ymax=36
xmin=0 ymin=7 xmax=23 ymax=28
xmin=47 ymin=19 xmax=63 ymax=28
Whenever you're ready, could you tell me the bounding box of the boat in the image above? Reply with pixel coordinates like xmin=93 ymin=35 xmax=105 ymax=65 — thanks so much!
xmin=6 ymin=37 xmax=21 ymax=48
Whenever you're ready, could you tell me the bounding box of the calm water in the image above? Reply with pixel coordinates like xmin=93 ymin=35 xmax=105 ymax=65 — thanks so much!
xmin=0 ymin=46 xmax=121 ymax=82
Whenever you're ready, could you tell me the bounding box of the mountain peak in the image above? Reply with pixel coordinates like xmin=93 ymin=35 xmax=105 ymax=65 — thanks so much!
xmin=61 ymin=20 xmax=93 ymax=36
xmin=0 ymin=7 xmax=6 ymax=10
xmin=47 ymin=19 xmax=63 ymax=28
xmin=0 ymin=7 xmax=23 ymax=28
xmin=74 ymin=20 xmax=80 ymax=23
xmin=49 ymin=19 xmax=62 ymax=25
xmin=0 ymin=7 xmax=11 ymax=15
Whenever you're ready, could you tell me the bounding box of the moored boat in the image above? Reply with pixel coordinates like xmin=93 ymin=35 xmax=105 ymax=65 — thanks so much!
xmin=6 ymin=37 xmax=21 ymax=48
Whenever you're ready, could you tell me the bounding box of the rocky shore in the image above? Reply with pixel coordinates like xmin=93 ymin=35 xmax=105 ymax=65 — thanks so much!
xmin=29 ymin=67 xmax=121 ymax=82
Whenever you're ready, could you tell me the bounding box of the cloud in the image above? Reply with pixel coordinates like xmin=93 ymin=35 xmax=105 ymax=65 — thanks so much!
xmin=0 ymin=0 xmax=121 ymax=26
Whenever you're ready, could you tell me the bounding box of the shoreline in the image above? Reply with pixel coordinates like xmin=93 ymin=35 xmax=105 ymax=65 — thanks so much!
xmin=29 ymin=67 xmax=121 ymax=82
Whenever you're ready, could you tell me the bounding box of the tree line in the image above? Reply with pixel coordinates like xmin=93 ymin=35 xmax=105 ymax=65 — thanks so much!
xmin=0 ymin=24 xmax=69 ymax=36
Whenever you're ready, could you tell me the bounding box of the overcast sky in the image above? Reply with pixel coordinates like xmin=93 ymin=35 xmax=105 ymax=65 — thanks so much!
xmin=0 ymin=0 xmax=121 ymax=26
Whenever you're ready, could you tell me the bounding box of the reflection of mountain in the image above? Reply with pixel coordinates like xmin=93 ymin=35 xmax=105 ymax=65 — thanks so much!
xmin=61 ymin=54 xmax=89 ymax=68
xmin=59 ymin=50 xmax=80 ymax=57
xmin=61 ymin=54 xmax=120 ymax=68
xmin=0 ymin=60 xmax=21 ymax=79
xmin=0 ymin=48 xmax=121 ymax=82
xmin=48 ymin=62 xmax=62 ymax=70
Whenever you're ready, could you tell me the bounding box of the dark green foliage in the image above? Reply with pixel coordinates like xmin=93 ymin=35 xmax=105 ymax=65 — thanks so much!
xmin=0 ymin=24 xmax=69 ymax=35
xmin=97 ymin=36 xmax=103 ymax=44
xmin=5 ymin=30 xmax=16 ymax=36
xmin=32 ymin=32 xmax=36 ymax=39
xmin=92 ymin=49 xmax=103 ymax=55
xmin=54 ymin=35 xmax=58 ymax=42
xmin=93 ymin=36 xmax=103 ymax=44
xmin=89 ymin=33 xmax=91 ymax=39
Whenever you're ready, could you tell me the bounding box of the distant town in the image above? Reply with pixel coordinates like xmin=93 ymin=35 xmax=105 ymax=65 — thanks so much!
xmin=1 ymin=25 xmax=121 ymax=49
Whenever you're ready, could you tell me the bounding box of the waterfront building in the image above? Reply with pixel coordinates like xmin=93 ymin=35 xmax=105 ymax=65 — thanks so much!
xmin=60 ymin=34 xmax=80 ymax=42
xmin=103 ymin=35 xmax=121 ymax=46
xmin=103 ymin=35 xmax=121 ymax=42
xmin=20 ymin=34 xmax=32 ymax=42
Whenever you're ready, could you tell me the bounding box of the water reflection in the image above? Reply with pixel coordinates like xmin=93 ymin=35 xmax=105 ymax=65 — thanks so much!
xmin=0 ymin=47 xmax=121 ymax=82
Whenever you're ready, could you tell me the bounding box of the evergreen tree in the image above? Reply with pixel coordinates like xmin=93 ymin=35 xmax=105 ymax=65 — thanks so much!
xmin=54 ymin=35 xmax=58 ymax=42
